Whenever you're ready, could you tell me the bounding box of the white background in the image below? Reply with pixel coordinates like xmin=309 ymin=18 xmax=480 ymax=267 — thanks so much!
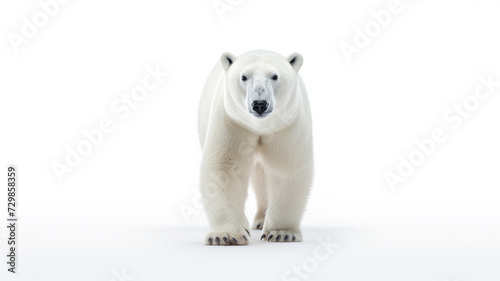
xmin=0 ymin=0 xmax=499 ymax=280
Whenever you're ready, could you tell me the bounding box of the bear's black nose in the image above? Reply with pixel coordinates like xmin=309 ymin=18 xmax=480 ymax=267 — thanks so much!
xmin=252 ymin=100 xmax=268 ymax=115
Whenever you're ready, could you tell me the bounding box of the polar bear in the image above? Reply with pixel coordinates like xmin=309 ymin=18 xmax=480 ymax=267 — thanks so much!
xmin=198 ymin=50 xmax=313 ymax=245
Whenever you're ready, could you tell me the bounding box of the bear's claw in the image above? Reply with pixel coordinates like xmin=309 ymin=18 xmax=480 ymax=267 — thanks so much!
xmin=261 ymin=229 xmax=302 ymax=242
xmin=252 ymin=219 xmax=265 ymax=230
xmin=205 ymin=229 xmax=249 ymax=246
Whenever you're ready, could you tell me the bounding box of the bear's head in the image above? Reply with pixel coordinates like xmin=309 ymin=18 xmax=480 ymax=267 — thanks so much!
xmin=220 ymin=50 xmax=303 ymax=135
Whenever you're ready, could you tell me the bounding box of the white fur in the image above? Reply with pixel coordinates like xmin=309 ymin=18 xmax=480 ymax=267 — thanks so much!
xmin=198 ymin=50 xmax=313 ymax=245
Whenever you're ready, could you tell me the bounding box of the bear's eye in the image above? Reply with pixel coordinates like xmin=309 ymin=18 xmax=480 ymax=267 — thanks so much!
xmin=271 ymin=75 xmax=278 ymax=81
xmin=241 ymin=75 xmax=247 ymax=81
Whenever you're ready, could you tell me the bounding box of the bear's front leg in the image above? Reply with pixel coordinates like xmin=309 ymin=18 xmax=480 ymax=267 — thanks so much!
xmin=200 ymin=149 xmax=254 ymax=246
xmin=261 ymin=168 xmax=312 ymax=242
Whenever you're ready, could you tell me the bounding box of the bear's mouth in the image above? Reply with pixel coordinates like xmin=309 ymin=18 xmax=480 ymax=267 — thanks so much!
xmin=253 ymin=113 xmax=269 ymax=119
xmin=251 ymin=110 xmax=272 ymax=119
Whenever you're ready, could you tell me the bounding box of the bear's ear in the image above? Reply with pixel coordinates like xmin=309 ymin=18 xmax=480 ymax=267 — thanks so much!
xmin=287 ymin=53 xmax=303 ymax=72
xmin=220 ymin=52 xmax=236 ymax=72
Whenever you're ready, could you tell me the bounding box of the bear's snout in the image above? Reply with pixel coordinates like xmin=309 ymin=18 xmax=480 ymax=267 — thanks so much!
xmin=251 ymin=100 xmax=269 ymax=115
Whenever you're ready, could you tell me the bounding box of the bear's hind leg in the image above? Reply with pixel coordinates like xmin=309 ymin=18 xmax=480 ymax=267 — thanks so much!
xmin=251 ymin=163 xmax=267 ymax=230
